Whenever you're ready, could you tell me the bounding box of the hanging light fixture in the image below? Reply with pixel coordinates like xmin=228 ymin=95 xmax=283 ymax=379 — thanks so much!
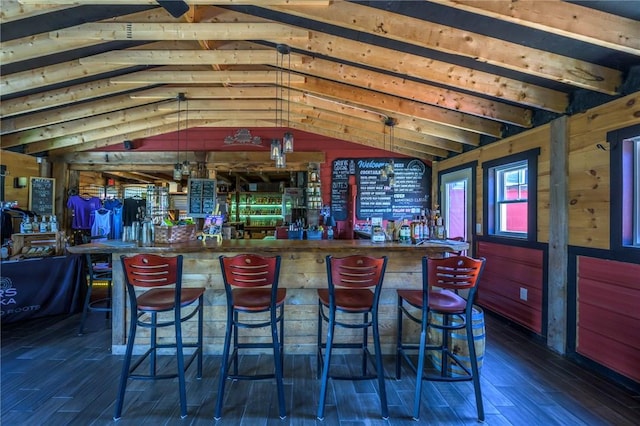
xmin=383 ymin=117 xmax=396 ymax=187
xmin=270 ymin=138 xmax=282 ymax=160
xmin=276 ymin=44 xmax=293 ymax=167
xmin=173 ymin=93 xmax=185 ymax=181
xmin=182 ymin=95 xmax=191 ymax=176
xmin=279 ymin=44 xmax=294 ymax=153
xmin=275 ymin=149 xmax=287 ymax=168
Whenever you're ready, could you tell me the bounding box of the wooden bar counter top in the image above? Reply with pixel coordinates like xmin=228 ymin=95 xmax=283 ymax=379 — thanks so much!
xmin=68 ymin=238 xmax=468 ymax=355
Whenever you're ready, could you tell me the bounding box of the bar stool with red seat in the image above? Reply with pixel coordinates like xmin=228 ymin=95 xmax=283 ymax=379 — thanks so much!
xmin=396 ymin=255 xmax=486 ymax=421
xmin=114 ymin=254 xmax=205 ymax=420
xmin=317 ymin=254 xmax=389 ymax=420
xmin=215 ymin=254 xmax=287 ymax=420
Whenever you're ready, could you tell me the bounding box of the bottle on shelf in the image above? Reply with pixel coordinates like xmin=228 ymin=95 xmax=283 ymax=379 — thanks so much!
xmin=399 ymin=218 xmax=411 ymax=244
xmin=49 ymin=215 xmax=58 ymax=232
xmin=20 ymin=215 xmax=32 ymax=233
xmin=39 ymin=216 xmax=49 ymax=233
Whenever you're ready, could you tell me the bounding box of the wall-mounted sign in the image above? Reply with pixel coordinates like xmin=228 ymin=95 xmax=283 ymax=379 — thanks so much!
xmin=29 ymin=177 xmax=55 ymax=216
xmin=187 ymin=178 xmax=217 ymax=218
xmin=331 ymin=158 xmax=430 ymax=221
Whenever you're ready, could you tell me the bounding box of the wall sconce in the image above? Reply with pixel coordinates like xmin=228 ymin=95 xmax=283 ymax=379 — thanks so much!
xmin=14 ymin=177 xmax=28 ymax=188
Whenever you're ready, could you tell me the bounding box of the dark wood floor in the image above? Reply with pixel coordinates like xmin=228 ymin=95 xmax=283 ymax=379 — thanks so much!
xmin=2 ymin=311 xmax=639 ymax=426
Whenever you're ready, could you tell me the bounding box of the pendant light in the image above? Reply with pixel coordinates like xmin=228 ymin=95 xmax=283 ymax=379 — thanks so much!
xmin=182 ymin=95 xmax=190 ymax=176
xmin=270 ymin=138 xmax=282 ymax=160
xmin=173 ymin=93 xmax=185 ymax=181
xmin=277 ymin=44 xmax=294 ymax=154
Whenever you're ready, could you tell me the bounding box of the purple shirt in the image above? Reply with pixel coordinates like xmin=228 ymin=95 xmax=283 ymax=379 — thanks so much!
xmin=67 ymin=195 xmax=102 ymax=229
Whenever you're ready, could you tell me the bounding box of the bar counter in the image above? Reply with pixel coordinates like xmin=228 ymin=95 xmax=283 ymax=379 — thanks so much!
xmin=67 ymin=238 xmax=468 ymax=355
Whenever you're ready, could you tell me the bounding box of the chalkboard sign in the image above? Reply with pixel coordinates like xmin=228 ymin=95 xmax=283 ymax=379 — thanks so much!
xmin=331 ymin=158 xmax=430 ymax=221
xmin=29 ymin=177 xmax=55 ymax=216
xmin=330 ymin=159 xmax=354 ymax=221
xmin=187 ymin=178 xmax=217 ymax=218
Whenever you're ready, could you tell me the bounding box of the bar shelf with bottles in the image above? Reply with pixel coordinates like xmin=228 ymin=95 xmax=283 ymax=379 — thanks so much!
xmin=230 ymin=192 xmax=284 ymax=229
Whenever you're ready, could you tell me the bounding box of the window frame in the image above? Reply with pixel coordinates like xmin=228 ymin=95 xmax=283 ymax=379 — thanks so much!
xmin=610 ymin=124 xmax=640 ymax=260
xmin=483 ymin=149 xmax=540 ymax=242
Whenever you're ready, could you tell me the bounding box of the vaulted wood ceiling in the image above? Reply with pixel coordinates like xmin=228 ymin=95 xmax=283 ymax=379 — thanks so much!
xmin=1 ymin=0 xmax=639 ymax=183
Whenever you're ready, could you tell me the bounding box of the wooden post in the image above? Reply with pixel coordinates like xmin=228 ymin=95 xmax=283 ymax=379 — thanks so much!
xmin=548 ymin=116 xmax=568 ymax=354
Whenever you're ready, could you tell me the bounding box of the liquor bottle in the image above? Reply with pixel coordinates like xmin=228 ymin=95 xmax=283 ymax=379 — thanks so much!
xmin=49 ymin=215 xmax=58 ymax=232
xmin=421 ymin=215 xmax=429 ymax=240
xmin=399 ymin=219 xmax=411 ymax=244
xmin=40 ymin=216 xmax=49 ymax=233
xmin=21 ymin=216 xmax=32 ymax=233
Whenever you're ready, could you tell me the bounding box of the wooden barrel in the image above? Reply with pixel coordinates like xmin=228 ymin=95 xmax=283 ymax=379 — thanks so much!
xmin=428 ymin=305 xmax=485 ymax=377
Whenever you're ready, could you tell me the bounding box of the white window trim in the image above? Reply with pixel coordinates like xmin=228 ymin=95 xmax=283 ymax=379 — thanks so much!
xmin=491 ymin=159 xmax=528 ymax=238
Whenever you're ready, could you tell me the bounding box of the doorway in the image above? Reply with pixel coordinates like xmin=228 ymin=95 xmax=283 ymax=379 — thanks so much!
xmin=440 ymin=167 xmax=474 ymax=250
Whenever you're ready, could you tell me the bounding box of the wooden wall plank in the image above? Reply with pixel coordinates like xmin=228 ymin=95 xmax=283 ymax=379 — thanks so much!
xmin=577 ymin=256 xmax=640 ymax=382
xmin=476 ymin=241 xmax=544 ymax=333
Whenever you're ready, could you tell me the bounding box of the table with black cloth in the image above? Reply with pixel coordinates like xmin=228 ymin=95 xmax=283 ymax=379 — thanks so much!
xmin=0 ymin=255 xmax=84 ymax=324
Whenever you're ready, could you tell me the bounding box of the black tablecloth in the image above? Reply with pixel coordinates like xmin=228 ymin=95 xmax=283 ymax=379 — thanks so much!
xmin=1 ymin=255 xmax=84 ymax=324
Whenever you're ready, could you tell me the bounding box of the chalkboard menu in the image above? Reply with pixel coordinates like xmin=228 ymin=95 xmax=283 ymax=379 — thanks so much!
xmin=330 ymin=158 xmax=430 ymax=221
xmin=29 ymin=177 xmax=55 ymax=216
xmin=330 ymin=159 xmax=355 ymax=221
xmin=187 ymin=178 xmax=217 ymax=218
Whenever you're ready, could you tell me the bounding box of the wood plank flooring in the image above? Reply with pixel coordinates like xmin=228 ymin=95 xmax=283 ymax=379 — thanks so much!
xmin=2 ymin=311 xmax=639 ymax=425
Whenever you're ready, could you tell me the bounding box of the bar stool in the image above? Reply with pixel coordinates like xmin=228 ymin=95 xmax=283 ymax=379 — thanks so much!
xmin=396 ymin=255 xmax=486 ymax=421
xmin=78 ymin=253 xmax=113 ymax=335
xmin=215 ymin=254 xmax=287 ymax=420
xmin=317 ymin=255 xmax=389 ymax=420
xmin=114 ymin=254 xmax=206 ymax=420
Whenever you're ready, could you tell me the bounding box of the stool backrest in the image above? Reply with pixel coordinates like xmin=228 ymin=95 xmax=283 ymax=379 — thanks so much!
xmin=219 ymin=254 xmax=281 ymax=289
xmin=327 ymin=255 xmax=388 ymax=291
xmin=425 ymin=255 xmax=485 ymax=293
xmin=121 ymin=254 xmax=181 ymax=289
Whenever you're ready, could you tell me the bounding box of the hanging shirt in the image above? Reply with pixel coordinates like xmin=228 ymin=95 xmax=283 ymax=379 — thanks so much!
xmin=67 ymin=195 xmax=102 ymax=230
xmin=103 ymin=198 xmax=123 ymax=239
xmin=91 ymin=209 xmax=111 ymax=239
xmin=123 ymin=197 xmax=146 ymax=226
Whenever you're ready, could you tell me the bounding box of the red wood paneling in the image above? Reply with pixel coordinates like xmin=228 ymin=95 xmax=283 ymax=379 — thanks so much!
xmin=577 ymin=256 xmax=640 ymax=383
xmin=476 ymin=241 xmax=544 ymax=334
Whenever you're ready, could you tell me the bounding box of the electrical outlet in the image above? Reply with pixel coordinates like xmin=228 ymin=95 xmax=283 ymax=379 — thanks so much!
xmin=519 ymin=287 xmax=528 ymax=301
xmin=476 ymin=223 xmax=482 ymax=234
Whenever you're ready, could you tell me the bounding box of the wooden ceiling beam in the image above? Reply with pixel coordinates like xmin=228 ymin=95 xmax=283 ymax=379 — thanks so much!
xmin=292 ymin=104 xmax=463 ymax=152
xmin=1 ymin=93 xmax=161 ymax=135
xmin=50 ymin=22 xmax=309 ymax=41
xmin=294 ymin=56 xmax=533 ymax=127
xmin=20 ymin=0 xmax=329 ymax=5
xmin=1 ymin=9 xmax=175 ymax=65
xmin=215 ymin=7 xmax=569 ymax=112
xmin=0 ymin=80 xmax=150 ymax=118
xmin=128 ymin=85 xmax=278 ymax=100
xmin=80 ymin=50 xmax=305 ymax=66
xmin=264 ymin=1 xmax=622 ymax=94
xmin=298 ymin=77 xmax=499 ymax=138
xmin=287 ymin=120 xmax=434 ymax=162
xmin=427 ymin=0 xmax=640 ymax=56
xmin=49 ymin=121 xmax=207 ymax=156
xmin=109 ymin=69 xmax=306 ymax=85
xmin=0 ymin=0 xmax=70 ymax=23
xmin=2 ymin=102 xmax=171 ymax=147
xmin=0 ymin=60 xmax=129 ymax=97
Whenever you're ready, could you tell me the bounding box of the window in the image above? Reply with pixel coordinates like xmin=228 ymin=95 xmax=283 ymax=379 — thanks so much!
xmin=495 ymin=160 xmax=528 ymax=235
xmin=483 ymin=149 xmax=539 ymax=241
xmin=611 ymin=124 xmax=640 ymax=254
